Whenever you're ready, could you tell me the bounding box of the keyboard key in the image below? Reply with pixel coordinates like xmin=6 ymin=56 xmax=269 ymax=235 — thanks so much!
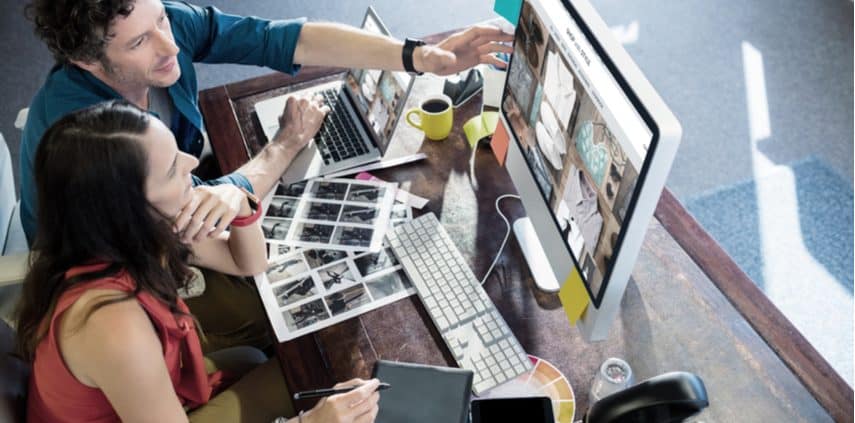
xmin=313 ymin=88 xmax=369 ymax=164
xmin=388 ymin=213 xmax=532 ymax=395
xmin=436 ymin=316 xmax=450 ymax=331
xmin=459 ymin=308 xmax=476 ymax=325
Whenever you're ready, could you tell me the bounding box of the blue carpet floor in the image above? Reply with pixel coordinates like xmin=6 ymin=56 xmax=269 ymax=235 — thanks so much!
xmin=686 ymin=157 xmax=853 ymax=384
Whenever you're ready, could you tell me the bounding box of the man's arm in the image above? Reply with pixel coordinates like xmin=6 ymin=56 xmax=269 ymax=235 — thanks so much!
xmin=232 ymin=24 xmax=511 ymax=198
xmin=168 ymin=1 xmax=512 ymax=78
xmin=170 ymin=2 xmax=510 ymax=195
xmin=166 ymin=1 xmax=305 ymax=75
xmin=293 ymin=23 xmax=514 ymax=76
xmin=236 ymin=95 xmax=329 ymax=199
xmin=293 ymin=23 xmax=408 ymax=71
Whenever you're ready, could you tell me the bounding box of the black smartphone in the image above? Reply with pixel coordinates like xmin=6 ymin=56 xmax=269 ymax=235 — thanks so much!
xmin=470 ymin=397 xmax=554 ymax=423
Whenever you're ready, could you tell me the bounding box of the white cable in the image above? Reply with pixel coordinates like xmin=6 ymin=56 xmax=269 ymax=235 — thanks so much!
xmin=480 ymin=194 xmax=521 ymax=285
xmin=469 ymin=144 xmax=479 ymax=189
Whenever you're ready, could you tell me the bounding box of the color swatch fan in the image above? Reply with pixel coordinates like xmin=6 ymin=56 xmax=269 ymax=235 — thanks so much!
xmin=476 ymin=355 xmax=575 ymax=423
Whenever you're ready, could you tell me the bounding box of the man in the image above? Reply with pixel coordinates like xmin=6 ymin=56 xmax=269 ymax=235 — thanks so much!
xmin=22 ymin=0 xmax=512 ymax=241
xmin=22 ymin=0 xmax=512 ymax=351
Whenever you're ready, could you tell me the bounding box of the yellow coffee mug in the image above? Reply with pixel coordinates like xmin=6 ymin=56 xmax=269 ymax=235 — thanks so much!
xmin=405 ymin=94 xmax=454 ymax=141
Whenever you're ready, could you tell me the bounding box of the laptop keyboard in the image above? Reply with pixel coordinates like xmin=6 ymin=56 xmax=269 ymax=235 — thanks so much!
xmin=317 ymin=89 xmax=369 ymax=165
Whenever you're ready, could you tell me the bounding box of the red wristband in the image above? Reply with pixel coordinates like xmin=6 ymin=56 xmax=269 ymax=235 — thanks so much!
xmin=231 ymin=188 xmax=262 ymax=228
xmin=231 ymin=204 xmax=262 ymax=227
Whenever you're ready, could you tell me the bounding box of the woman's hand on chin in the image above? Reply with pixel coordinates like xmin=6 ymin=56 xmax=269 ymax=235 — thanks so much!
xmin=173 ymin=185 xmax=247 ymax=243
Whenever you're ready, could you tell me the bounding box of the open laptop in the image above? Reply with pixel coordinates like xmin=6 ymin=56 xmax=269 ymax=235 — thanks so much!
xmin=255 ymin=7 xmax=414 ymax=184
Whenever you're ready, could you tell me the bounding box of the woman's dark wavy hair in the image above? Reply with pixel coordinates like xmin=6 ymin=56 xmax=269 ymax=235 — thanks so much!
xmin=26 ymin=0 xmax=136 ymax=64
xmin=14 ymin=100 xmax=194 ymax=360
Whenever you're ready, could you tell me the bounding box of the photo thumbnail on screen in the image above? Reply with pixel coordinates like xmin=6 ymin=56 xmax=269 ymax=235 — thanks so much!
xmin=503 ymin=0 xmax=651 ymax=295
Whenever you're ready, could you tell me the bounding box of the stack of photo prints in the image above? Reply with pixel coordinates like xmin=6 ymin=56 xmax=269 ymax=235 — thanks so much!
xmin=261 ymin=178 xmax=397 ymax=252
xmin=255 ymin=178 xmax=418 ymax=341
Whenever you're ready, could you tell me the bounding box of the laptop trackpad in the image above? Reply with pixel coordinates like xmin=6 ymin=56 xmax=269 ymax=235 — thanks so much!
xmin=279 ymin=141 xmax=324 ymax=185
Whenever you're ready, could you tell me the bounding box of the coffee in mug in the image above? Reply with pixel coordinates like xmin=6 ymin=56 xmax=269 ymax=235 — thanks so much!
xmin=405 ymin=94 xmax=454 ymax=141
xmin=422 ymin=99 xmax=450 ymax=113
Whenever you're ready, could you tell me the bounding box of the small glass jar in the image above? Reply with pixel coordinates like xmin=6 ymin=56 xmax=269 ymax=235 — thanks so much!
xmin=589 ymin=357 xmax=634 ymax=403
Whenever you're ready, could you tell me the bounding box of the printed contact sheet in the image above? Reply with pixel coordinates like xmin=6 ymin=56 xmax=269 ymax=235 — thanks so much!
xmin=256 ymin=205 xmax=415 ymax=341
xmin=262 ymin=178 xmax=397 ymax=253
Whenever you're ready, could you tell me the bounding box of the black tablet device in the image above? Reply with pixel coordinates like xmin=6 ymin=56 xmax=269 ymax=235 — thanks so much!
xmin=471 ymin=397 xmax=554 ymax=423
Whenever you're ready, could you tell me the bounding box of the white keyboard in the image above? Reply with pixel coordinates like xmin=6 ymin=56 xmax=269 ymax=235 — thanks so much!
xmin=386 ymin=213 xmax=532 ymax=394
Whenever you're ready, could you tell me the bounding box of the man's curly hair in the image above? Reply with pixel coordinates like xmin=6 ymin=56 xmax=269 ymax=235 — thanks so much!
xmin=26 ymin=0 xmax=137 ymax=64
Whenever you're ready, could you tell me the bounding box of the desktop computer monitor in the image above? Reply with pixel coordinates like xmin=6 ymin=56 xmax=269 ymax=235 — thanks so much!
xmin=499 ymin=0 xmax=681 ymax=340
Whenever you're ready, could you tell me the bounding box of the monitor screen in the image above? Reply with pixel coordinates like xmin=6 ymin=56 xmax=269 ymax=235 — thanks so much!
xmin=342 ymin=9 xmax=413 ymax=153
xmin=502 ymin=0 xmax=655 ymax=302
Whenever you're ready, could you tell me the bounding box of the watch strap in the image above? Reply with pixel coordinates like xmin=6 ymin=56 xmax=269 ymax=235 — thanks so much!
xmin=231 ymin=187 xmax=262 ymax=227
xmin=402 ymin=38 xmax=426 ymax=75
xmin=230 ymin=204 xmax=262 ymax=227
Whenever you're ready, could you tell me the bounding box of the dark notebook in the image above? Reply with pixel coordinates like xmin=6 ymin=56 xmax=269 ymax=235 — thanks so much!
xmin=372 ymin=360 xmax=473 ymax=423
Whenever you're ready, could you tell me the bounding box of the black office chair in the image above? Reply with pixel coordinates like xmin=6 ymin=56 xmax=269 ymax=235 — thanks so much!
xmin=584 ymin=372 xmax=708 ymax=423
xmin=0 ymin=319 xmax=28 ymax=423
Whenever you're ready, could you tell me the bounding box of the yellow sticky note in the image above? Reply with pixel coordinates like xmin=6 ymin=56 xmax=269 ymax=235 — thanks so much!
xmin=465 ymin=112 xmax=502 ymax=149
xmin=463 ymin=115 xmax=489 ymax=148
xmin=482 ymin=111 xmax=499 ymax=133
xmin=558 ymin=268 xmax=589 ymax=325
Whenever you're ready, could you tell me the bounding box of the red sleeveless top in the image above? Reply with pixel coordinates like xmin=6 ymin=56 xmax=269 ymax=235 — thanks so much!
xmin=27 ymin=263 xmax=223 ymax=422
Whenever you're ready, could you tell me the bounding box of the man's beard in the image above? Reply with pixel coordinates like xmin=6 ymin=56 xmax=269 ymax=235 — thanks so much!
xmin=99 ymin=56 xmax=174 ymax=89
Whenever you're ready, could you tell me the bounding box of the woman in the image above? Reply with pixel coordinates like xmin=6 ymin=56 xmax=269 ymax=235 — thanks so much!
xmin=14 ymin=101 xmax=380 ymax=423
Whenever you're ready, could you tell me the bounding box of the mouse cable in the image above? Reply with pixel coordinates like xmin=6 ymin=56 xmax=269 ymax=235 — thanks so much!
xmin=480 ymin=194 xmax=521 ymax=286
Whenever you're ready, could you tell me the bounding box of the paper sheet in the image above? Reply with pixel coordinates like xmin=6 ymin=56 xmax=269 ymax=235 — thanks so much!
xmin=463 ymin=111 xmax=501 ymax=149
xmin=256 ymin=205 xmax=416 ymax=342
xmin=558 ymin=268 xmax=589 ymax=325
xmin=262 ymin=178 xmax=397 ymax=253
xmin=355 ymin=172 xmax=429 ymax=209
xmin=491 ymin=119 xmax=511 ymax=166
xmin=464 ymin=116 xmax=490 ymax=148
xmin=482 ymin=111 xmax=499 ymax=133
xmin=494 ymin=0 xmax=523 ymax=25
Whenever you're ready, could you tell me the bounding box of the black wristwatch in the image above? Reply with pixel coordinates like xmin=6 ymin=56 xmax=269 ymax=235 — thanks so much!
xmin=402 ymin=38 xmax=426 ymax=75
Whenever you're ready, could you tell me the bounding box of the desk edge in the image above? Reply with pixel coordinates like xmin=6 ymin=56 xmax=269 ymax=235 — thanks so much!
xmin=655 ymin=187 xmax=853 ymax=423
xmin=198 ymin=86 xmax=247 ymax=174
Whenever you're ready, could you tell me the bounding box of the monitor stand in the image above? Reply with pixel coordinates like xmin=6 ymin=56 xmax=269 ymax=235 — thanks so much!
xmin=513 ymin=217 xmax=561 ymax=292
xmin=513 ymin=219 xmax=620 ymax=342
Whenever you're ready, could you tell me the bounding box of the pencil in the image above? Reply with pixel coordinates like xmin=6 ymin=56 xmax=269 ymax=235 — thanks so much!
xmin=293 ymin=382 xmax=391 ymax=400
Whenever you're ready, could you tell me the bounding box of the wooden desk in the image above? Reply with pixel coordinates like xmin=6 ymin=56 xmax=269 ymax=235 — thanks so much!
xmin=199 ymin=35 xmax=851 ymax=423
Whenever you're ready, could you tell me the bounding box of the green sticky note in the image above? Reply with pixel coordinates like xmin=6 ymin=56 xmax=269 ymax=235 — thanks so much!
xmin=494 ymin=0 xmax=522 ymax=25
xmin=482 ymin=111 xmax=499 ymax=133
xmin=464 ymin=112 xmax=502 ymax=149
xmin=558 ymin=267 xmax=589 ymax=325
xmin=464 ymin=115 xmax=489 ymax=148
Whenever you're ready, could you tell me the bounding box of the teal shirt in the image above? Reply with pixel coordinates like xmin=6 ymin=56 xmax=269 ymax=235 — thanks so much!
xmin=20 ymin=1 xmax=305 ymax=243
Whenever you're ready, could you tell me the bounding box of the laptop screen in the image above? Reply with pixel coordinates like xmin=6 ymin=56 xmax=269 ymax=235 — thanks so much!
xmin=254 ymin=7 xmax=413 ymax=155
xmin=341 ymin=8 xmax=413 ymax=153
